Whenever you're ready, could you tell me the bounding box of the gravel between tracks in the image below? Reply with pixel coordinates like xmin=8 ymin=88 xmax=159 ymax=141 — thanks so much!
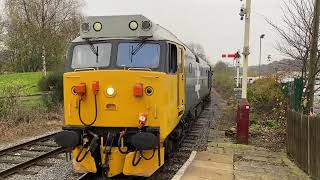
xmin=6 ymin=160 xmax=74 ymax=180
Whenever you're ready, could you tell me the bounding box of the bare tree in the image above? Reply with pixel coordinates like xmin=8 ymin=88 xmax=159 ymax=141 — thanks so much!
xmin=0 ymin=15 xmax=5 ymax=46
xmin=268 ymin=0 xmax=320 ymax=112
xmin=4 ymin=0 xmax=83 ymax=73
xmin=187 ymin=42 xmax=209 ymax=62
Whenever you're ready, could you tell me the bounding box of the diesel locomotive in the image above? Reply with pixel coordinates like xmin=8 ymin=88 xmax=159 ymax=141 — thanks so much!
xmin=55 ymin=15 xmax=212 ymax=177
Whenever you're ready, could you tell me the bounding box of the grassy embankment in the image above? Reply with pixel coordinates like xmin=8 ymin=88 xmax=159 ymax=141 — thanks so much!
xmin=0 ymin=72 xmax=62 ymax=144
xmin=0 ymin=72 xmax=44 ymax=108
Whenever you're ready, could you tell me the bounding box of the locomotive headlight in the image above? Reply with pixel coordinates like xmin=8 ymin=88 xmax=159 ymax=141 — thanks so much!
xmin=142 ymin=21 xmax=152 ymax=31
xmin=93 ymin=22 xmax=102 ymax=32
xmin=129 ymin=21 xmax=138 ymax=31
xmin=81 ymin=22 xmax=90 ymax=33
xmin=106 ymin=87 xmax=115 ymax=96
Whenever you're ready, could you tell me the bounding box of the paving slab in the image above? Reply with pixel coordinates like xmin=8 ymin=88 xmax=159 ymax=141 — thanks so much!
xmin=172 ymin=130 xmax=311 ymax=180
xmin=180 ymin=152 xmax=234 ymax=180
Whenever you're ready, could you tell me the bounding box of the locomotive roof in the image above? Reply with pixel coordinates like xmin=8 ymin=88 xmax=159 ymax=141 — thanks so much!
xmin=73 ymin=15 xmax=185 ymax=46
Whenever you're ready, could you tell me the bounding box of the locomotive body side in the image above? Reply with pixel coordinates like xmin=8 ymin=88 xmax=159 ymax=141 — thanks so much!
xmin=184 ymin=49 xmax=211 ymax=115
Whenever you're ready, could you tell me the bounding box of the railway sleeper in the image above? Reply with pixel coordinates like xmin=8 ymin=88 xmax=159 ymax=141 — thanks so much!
xmin=0 ymin=159 xmax=28 ymax=164
xmin=17 ymin=170 xmax=38 ymax=176
xmin=23 ymin=146 xmax=56 ymax=152
xmin=35 ymin=142 xmax=59 ymax=147
xmin=6 ymin=153 xmax=38 ymax=158
xmin=35 ymin=162 xmax=55 ymax=167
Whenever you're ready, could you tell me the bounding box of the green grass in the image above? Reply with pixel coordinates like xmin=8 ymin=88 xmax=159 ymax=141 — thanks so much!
xmin=0 ymin=72 xmax=44 ymax=95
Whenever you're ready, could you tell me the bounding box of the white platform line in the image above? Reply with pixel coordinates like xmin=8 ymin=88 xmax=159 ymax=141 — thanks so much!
xmin=171 ymin=151 xmax=197 ymax=180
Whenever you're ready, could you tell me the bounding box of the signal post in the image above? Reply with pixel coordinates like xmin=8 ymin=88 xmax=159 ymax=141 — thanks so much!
xmin=237 ymin=0 xmax=251 ymax=145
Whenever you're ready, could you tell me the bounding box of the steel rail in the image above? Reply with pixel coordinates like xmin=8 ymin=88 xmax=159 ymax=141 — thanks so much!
xmin=0 ymin=132 xmax=58 ymax=156
xmin=0 ymin=132 xmax=63 ymax=178
xmin=0 ymin=147 xmax=65 ymax=178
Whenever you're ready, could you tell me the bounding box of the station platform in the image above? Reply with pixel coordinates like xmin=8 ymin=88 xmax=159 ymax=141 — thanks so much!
xmin=172 ymin=130 xmax=310 ymax=180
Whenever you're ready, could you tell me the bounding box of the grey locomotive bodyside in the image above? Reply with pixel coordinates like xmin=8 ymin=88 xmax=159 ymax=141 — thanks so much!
xmin=184 ymin=48 xmax=212 ymax=114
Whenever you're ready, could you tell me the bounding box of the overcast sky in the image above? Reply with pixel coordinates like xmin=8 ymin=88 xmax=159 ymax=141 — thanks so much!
xmin=82 ymin=0 xmax=285 ymax=65
xmin=0 ymin=0 xmax=286 ymax=65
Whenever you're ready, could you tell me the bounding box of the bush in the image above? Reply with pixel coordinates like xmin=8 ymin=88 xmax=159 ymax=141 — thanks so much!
xmin=38 ymin=72 xmax=63 ymax=106
xmin=248 ymin=77 xmax=285 ymax=113
xmin=248 ymin=77 xmax=287 ymax=131
xmin=213 ymin=61 xmax=235 ymax=98
xmin=0 ymin=84 xmax=38 ymax=124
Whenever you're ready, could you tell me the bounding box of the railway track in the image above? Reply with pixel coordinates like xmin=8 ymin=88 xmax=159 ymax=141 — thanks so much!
xmin=75 ymin=97 xmax=214 ymax=180
xmin=0 ymin=132 xmax=65 ymax=179
xmin=150 ymin=98 xmax=214 ymax=180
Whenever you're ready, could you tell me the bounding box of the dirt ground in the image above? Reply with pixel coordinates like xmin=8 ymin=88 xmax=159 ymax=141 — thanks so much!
xmin=0 ymin=112 xmax=62 ymax=144
xmin=213 ymin=88 xmax=287 ymax=152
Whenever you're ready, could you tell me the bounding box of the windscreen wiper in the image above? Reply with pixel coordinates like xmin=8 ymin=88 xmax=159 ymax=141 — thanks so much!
xmin=85 ymin=39 xmax=99 ymax=63
xmin=130 ymin=37 xmax=149 ymax=63
xmin=131 ymin=37 xmax=149 ymax=56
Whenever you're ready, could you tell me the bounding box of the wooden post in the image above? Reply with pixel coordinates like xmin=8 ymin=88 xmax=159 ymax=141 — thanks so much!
xmin=307 ymin=0 xmax=320 ymax=112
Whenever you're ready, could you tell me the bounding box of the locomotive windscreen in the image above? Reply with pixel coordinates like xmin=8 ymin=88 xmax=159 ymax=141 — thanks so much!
xmin=71 ymin=43 xmax=112 ymax=69
xmin=117 ymin=42 xmax=160 ymax=68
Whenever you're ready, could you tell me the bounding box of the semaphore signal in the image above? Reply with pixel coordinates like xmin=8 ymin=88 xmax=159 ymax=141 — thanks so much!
xmin=222 ymin=51 xmax=241 ymax=59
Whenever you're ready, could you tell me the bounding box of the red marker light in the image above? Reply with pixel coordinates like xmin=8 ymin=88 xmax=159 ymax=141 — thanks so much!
xmin=74 ymin=83 xmax=86 ymax=96
xmin=92 ymin=81 xmax=99 ymax=95
xmin=133 ymin=83 xmax=144 ymax=97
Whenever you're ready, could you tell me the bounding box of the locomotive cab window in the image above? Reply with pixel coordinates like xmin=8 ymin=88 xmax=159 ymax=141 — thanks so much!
xmin=169 ymin=44 xmax=177 ymax=73
xmin=117 ymin=42 xmax=160 ymax=68
xmin=71 ymin=43 xmax=112 ymax=69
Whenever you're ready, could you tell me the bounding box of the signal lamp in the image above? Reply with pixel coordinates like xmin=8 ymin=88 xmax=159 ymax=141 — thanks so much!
xmin=107 ymin=87 xmax=115 ymax=96
xmin=129 ymin=21 xmax=138 ymax=31
xmin=93 ymin=22 xmax=102 ymax=32
xmin=81 ymin=23 xmax=90 ymax=33
xmin=142 ymin=21 xmax=152 ymax=31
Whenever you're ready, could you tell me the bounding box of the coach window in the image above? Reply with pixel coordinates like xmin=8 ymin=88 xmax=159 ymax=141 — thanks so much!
xmin=169 ymin=44 xmax=177 ymax=73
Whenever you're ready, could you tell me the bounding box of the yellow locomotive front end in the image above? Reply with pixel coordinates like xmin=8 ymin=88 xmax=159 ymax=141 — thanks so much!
xmin=55 ymin=15 xmax=186 ymax=178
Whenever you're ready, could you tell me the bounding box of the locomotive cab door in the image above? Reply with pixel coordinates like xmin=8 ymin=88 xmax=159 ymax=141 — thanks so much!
xmin=169 ymin=44 xmax=185 ymax=117
xmin=177 ymin=46 xmax=185 ymax=116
